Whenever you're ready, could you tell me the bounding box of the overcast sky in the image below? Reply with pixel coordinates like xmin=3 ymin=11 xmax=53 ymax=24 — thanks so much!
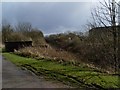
xmin=2 ymin=2 xmax=100 ymax=35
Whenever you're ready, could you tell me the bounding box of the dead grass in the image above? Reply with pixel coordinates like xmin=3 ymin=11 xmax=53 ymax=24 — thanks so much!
xmin=15 ymin=45 xmax=78 ymax=64
xmin=0 ymin=44 xmax=4 ymax=48
xmin=14 ymin=44 xmax=115 ymax=74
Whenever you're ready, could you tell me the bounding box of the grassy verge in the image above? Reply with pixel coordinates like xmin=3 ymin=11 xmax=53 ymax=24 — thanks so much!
xmin=0 ymin=48 xmax=1 ymax=53
xmin=2 ymin=53 xmax=119 ymax=89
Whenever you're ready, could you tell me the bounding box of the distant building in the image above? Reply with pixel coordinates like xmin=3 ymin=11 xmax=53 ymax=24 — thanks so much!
xmin=89 ymin=26 xmax=120 ymax=38
xmin=89 ymin=26 xmax=120 ymax=60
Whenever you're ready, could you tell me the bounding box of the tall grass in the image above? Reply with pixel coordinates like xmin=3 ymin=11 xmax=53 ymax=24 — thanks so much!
xmin=14 ymin=45 xmax=115 ymax=74
xmin=15 ymin=45 xmax=78 ymax=64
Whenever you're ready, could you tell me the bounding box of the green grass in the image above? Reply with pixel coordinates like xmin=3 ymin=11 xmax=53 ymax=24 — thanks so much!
xmin=3 ymin=53 xmax=119 ymax=89
xmin=0 ymin=47 xmax=5 ymax=53
xmin=0 ymin=48 xmax=2 ymax=53
xmin=0 ymin=50 xmax=1 ymax=53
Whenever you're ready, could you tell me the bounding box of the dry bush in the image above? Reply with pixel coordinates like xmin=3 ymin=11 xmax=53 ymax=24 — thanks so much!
xmin=45 ymin=32 xmax=118 ymax=73
xmin=8 ymin=32 xmax=30 ymax=41
xmin=15 ymin=45 xmax=78 ymax=64
xmin=14 ymin=44 xmax=115 ymax=74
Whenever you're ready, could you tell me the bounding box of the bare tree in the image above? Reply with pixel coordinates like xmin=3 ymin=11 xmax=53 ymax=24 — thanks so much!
xmin=88 ymin=0 xmax=119 ymax=73
xmin=15 ymin=22 xmax=32 ymax=35
xmin=2 ymin=20 xmax=13 ymax=42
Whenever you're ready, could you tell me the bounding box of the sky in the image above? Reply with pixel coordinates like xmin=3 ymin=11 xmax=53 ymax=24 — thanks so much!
xmin=1 ymin=0 xmax=120 ymax=35
xmin=2 ymin=2 xmax=97 ymax=35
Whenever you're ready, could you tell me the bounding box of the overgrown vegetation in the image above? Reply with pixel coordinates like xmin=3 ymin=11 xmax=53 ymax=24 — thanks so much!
xmin=2 ymin=0 xmax=119 ymax=88
xmin=2 ymin=21 xmax=119 ymax=73
xmin=2 ymin=21 xmax=46 ymax=45
xmin=14 ymin=46 xmax=78 ymax=64
xmin=3 ymin=53 xmax=119 ymax=89
xmin=45 ymin=31 xmax=120 ymax=73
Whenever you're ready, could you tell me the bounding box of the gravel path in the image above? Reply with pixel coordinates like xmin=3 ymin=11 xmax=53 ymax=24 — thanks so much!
xmin=2 ymin=55 xmax=71 ymax=88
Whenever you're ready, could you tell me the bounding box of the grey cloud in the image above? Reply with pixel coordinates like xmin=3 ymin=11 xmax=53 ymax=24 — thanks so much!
xmin=2 ymin=2 xmax=94 ymax=34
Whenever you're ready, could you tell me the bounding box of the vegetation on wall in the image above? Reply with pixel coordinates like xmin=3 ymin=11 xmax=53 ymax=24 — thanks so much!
xmin=2 ymin=21 xmax=45 ymax=45
xmin=45 ymin=29 xmax=119 ymax=73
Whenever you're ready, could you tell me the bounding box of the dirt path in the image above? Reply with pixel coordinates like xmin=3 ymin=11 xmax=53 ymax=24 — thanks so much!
xmin=2 ymin=55 xmax=71 ymax=88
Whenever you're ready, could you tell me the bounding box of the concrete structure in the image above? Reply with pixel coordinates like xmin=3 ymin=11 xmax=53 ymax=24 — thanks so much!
xmin=5 ymin=41 xmax=32 ymax=52
xmin=89 ymin=26 xmax=120 ymax=37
